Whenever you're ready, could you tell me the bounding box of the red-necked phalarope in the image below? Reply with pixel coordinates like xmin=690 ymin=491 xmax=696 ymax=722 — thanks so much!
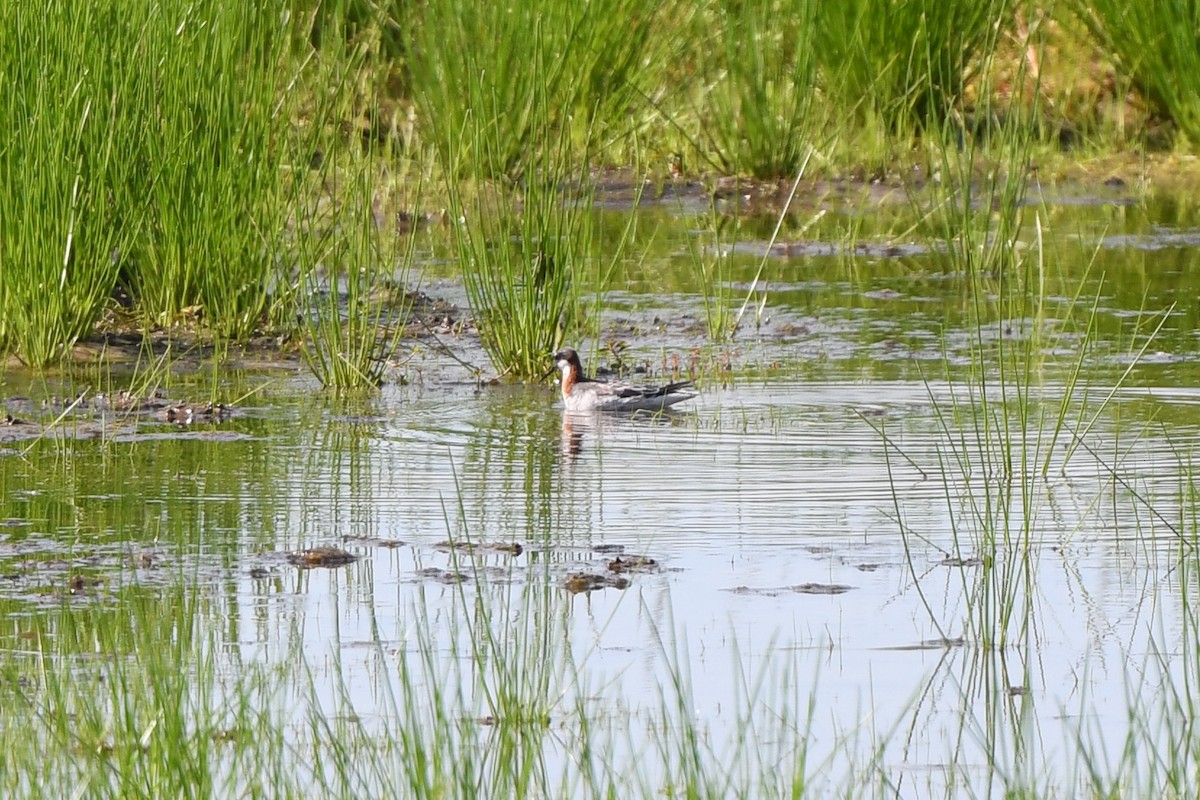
xmin=554 ymin=347 xmax=696 ymax=412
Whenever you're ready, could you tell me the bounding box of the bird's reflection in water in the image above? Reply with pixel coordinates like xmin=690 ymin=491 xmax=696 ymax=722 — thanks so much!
xmin=559 ymin=409 xmax=689 ymax=461
xmin=559 ymin=411 xmax=594 ymax=459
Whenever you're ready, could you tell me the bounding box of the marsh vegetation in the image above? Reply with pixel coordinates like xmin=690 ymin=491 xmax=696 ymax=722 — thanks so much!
xmin=3 ymin=0 xmax=1200 ymax=797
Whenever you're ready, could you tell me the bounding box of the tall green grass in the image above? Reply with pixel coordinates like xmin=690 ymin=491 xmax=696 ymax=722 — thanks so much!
xmin=1074 ymin=0 xmax=1200 ymax=145
xmin=443 ymin=118 xmax=638 ymax=379
xmin=0 ymin=1 xmax=310 ymax=365
xmin=297 ymin=163 xmax=413 ymax=391
xmin=0 ymin=2 xmax=132 ymax=367
xmin=447 ymin=173 xmax=589 ymax=381
xmin=2 ymin=0 xmax=1179 ymax=374
xmin=115 ymin=2 xmax=297 ymax=341
xmin=405 ymin=0 xmax=663 ymax=180
xmin=685 ymin=212 xmax=741 ymax=343
xmin=817 ymin=0 xmax=1008 ymax=139
xmin=887 ymin=31 xmax=1172 ymax=663
xmin=659 ymin=0 xmax=1013 ymax=174
xmin=696 ymin=0 xmax=821 ymax=178
xmin=894 ymin=35 xmax=1049 ymax=651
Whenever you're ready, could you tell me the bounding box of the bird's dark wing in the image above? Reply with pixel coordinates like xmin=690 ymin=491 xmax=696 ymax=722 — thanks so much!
xmin=613 ymin=380 xmax=693 ymax=399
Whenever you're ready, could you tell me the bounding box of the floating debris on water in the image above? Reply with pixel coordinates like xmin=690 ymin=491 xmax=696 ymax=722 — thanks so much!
xmin=161 ymin=401 xmax=232 ymax=425
xmin=433 ymin=540 xmax=523 ymax=556
xmin=417 ymin=567 xmax=468 ymax=584
xmin=938 ymin=555 xmax=984 ymax=568
xmin=606 ymin=555 xmax=659 ymax=574
xmin=728 ymin=582 xmax=855 ymax=596
xmin=563 ymin=572 xmax=629 ymax=594
xmin=343 ymin=535 xmax=406 ymax=549
xmin=287 ymin=547 xmax=358 ymax=569
xmin=68 ymin=574 xmax=103 ymax=594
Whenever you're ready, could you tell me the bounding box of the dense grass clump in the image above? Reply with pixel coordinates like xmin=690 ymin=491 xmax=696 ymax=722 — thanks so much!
xmin=405 ymin=0 xmax=663 ymax=180
xmin=0 ymin=0 xmax=304 ymax=363
xmin=0 ymin=2 xmax=130 ymax=366
xmin=116 ymin=2 xmax=296 ymax=341
xmin=446 ymin=162 xmax=599 ymax=381
xmin=816 ymin=0 xmax=1009 ymax=137
xmin=3 ymin=0 xmax=1200 ymax=375
xmin=297 ymin=163 xmax=413 ymax=391
xmin=1074 ymin=0 xmax=1200 ymax=144
xmin=698 ymin=0 xmax=821 ymax=178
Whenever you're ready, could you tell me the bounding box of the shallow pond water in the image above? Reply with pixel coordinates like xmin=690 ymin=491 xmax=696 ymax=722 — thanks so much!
xmin=4 ymin=185 xmax=1200 ymax=796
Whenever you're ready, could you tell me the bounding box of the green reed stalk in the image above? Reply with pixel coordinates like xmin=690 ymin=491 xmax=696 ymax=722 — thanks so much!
xmin=116 ymin=2 xmax=297 ymax=342
xmin=735 ymin=156 xmax=809 ymax=332
xmin=1070 ymin=564 xmax=1200 ymax=798
xmin=816 ymin=0 xmax=1006 ymax=138
xmin=1075 ymin=0 xmax=1200 ymax=146
xmin=0 ymin=2 xmax=133 ymax=367
xmin=448 ymin=179 xmax=584 ymax=380
xmin=298 ymin=166 xmax=413 ymax=392
xmin=444 ymin=109 xmax=629 ymax=379
xmin=911 ymin=99 xmax=1156 ymax=662
xmin=0 ymin=1 xmax=317 ymax=365
xmin=406 ymin=0 xmax=662 ymax=180
xmin=642 ymin=599 xmax=835 ymax=797
xmin=905 ymin=17 xmax=1046 ymax=652
xmin=697 ymin=0 xmax=820 ymax=178
xmin=685 ymin=210 xmax=739 ymax=343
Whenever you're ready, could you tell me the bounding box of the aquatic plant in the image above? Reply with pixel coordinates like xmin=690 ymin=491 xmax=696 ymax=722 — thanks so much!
xmin=5 ymin=334 xmax=1200 ymax=799
xmin=816 ymin=0 xmax=1009 ymax=137
xmin=887 ymin=44 xmax=1062 ymax=652
xmin=443 ymin=114 xmax=637 ymax=380
xmin=405 ymin=0 xmax=662 ymax=180
xmin=297 ymin=162 xmax=413 ymax=392
xmin=884 ymin=50 xmax=1175 ymax=675
xmin=0 ymin=545 xmax=858 ymax=798
xmin=447 ymin=174 xmax=586 ymax=381
xmin=115 ymin=1 xmax=297 ymax=342
xmin=0 ymin=2 xmax=131 ymax=366
xmin=685 ymin=213 xmax=741 ymax=344
xmin=731 ymin=160 xmax=810 ymax=337
xmin=694 ymin=0 xmax=821 ymax=179
xmin=0 ymin=0 xmax=313 ymax=365
xmin=1074 ymin=0 xmax=1200 ymax=146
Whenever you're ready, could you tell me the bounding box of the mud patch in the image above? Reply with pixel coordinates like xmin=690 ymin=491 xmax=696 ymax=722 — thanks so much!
xmin=0 ymin=389 xmax=245 ymax=444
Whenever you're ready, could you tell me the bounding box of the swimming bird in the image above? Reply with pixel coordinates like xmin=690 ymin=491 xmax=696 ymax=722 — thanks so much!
xmin=553 ymin=347 xmax=696 ymax=412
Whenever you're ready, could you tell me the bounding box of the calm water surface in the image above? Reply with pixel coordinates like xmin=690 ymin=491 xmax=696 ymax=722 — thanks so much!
xmin=5 ymin=191 xmax=1200 ymax=795
xmin=206 ymin=370 xmax=1194 ymax=795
